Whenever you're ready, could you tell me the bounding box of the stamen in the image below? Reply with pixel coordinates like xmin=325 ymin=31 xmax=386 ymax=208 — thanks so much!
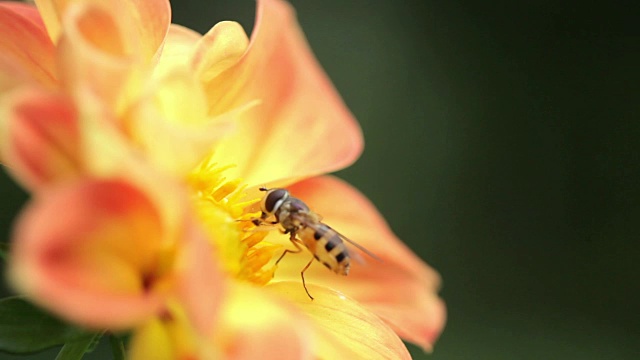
xmin=212 ymin=178 xmax=242 ymax=201
xmin=188 ymin=155 xmax=280 ymax=286
xmin=241 ymin=231 xmax=268 ymax=248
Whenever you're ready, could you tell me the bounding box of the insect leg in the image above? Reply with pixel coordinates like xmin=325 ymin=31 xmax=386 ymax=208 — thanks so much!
xmin=300 ymin=256 xmax=315 ymax=300
xmin=275 ymin=238 xmax=304 ymax=265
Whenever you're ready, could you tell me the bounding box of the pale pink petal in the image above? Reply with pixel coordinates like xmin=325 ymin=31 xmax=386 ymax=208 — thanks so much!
xmin=35 ymin=0 xmax=170 ymax=63
xmin=214 ymin=283 xmax=313 ymax=360
xmin=203 ymin=0 xmax=362 ymax=186
xmin=1 ymin=88 xmax=82 ymax=190
xmin=268 ymin=281 xmax=410 ymax=359
xmin=272 ymin=176 xmax=446 ymax=351
xmin=8 ymin=179 xmax=168 ymax=330
xmin=0 ymin=3 xmax=56 ymax=88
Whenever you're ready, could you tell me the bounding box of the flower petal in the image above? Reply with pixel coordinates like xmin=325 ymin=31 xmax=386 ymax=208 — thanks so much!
xmin=129 ymin=318 xmax=175 ymax=360
xmin=0 ymin=88 xmax=82 ymax=190
xmin=56 ymin=1 xmax=144 ymax=114
xmin=268 ymin=281 xmax=410 ymax=359
xmin=192 ymin=21 xmax=249 ymax=85
xmin=203 ymin=0 xmax=362 ymax=186
xmin=35 ymin=0 xmax=170 ymax=63
xmin=129 ymin=303 xmax=220 ymax=360
xmin=8 ymin=179 xmax=168 ymax=330
xmin=154 ymin=24 xmax=202 ymax=79
xmin=173 ymin=220 xmax=225 ymax=337
xmin=273 ymin=176 xmax=446 ymax=351
xmin=125 ymin=66 xmax=253 ymax=177
xmin=214 ymin=283 xmax=313 ymax=360
xmin=0 ymin=2 xmax=56 ymax=88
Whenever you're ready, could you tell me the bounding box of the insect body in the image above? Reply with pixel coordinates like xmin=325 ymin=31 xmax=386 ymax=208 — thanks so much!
xmin=254 ymin=187 xmax=378 ymax=299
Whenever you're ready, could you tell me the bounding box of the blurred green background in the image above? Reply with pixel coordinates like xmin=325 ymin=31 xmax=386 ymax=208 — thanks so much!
xmin=1 ymin=0 xmax=638 ymax=359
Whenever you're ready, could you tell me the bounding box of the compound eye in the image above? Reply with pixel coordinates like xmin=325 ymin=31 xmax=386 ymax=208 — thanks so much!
xmin=263 ymin=189 xmax=289 ymax=214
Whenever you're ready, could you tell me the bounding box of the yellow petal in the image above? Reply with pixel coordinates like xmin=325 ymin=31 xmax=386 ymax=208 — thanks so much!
xmin=154 ymin=24 xmax=202 ymax=79
xmin=0 ymin=3 xmax=56 ymax=88
xmin=214 ymin=283 xmax=313 ymax=360
xmin=129 ymin=318 xmax=174 ymax=360
xmin=203 ymin=0 xmax=363 ymax=186
xmin=268 ymin=281 xmax=411 ymax=359
xmin=274 ymin=176 xmax=446 ymax=351
xmin=192 ymin=21 xmax=249 ymax=84
xmin=129 ymin=304 xmax=221 ymax=360
xmin=125 ymin=67 xmax=250 ymax=177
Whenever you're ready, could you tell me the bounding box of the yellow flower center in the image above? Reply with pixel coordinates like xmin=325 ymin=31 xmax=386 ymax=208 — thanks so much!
xmin=187 ymin=153 xmax=280 ymax=286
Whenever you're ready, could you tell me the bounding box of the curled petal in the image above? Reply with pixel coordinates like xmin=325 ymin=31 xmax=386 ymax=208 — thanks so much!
xmin=274 ymin=176 xmax=446 ymax=351
xmin=56 ymin=1 xmax=144 ymax=113
xmin=9 ymin=179 xmax=168 ymax=329
xmin=35 ymin=0 xmax=170 ymax=63
xmin=192 ymin=21 xmax=249 ymax=84
xmin=214 ymin=283 xmax=313 ymax=360
xmin=0 ymin=3 xmax=56 ymax=88
xmin=268 ymin=282 xmax=410 ymax=359
xmin=204 ymin=0 xmax=363 ymax=186
xmin=0 ymin=88 xmax=81 ymax=190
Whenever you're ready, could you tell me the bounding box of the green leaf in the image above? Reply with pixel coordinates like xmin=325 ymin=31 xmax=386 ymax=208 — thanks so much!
xmin=55 ymin=333 xmax=102 ymax=360
xmin=109 ymin=335 xmax=126 ymax=360
xmin=0 ymin=296 xmax=87 ymax=354
xmin=0 ymin=242 xmax=9 ymax=261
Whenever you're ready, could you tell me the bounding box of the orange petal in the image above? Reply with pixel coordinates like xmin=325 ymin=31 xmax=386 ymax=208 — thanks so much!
xmin=203 ymin=0 xmax=362 ymax=186
xmin=8 ymin=179 xmax=168 ymax=330
xmin=268 ymin=281 xmax=410 ymax=359
xmin=56 ymin=1 xmax=145 ymax=114
xmin=214 ymin=283 xmax=313 ymax=360
xmin=0 ymin=2 xmax=56 ymax=88
xmin=273 ymin=176 xmax=446 ymax=351
xmin=35 ymin=0 xmax=170 ymax=63
xmin=0 ymin=88 xmax=82 ymax=190
xmin=173 ymin=220 xmax=225 ymax=337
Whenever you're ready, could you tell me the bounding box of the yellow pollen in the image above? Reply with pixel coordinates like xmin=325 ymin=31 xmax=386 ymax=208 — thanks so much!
xmin=188 ymin=154 xmax=279 ymax=285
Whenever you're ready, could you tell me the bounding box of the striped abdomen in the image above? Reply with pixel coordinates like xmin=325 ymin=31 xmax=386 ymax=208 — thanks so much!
xmin=298 ymin=223 xmax=350 ymax=275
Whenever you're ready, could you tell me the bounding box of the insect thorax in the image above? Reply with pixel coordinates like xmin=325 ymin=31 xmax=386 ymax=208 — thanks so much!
xmin=275 ymin=198 xmax=312 ymax=231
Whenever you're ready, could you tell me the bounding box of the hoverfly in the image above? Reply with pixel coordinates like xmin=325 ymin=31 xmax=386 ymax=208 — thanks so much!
xmin=253 ymin=187 xmax=380 ymax=300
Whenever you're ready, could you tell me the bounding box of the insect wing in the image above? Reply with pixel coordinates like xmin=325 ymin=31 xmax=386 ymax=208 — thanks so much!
xmin=333 ymin=229 xmax=382 ymax=263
